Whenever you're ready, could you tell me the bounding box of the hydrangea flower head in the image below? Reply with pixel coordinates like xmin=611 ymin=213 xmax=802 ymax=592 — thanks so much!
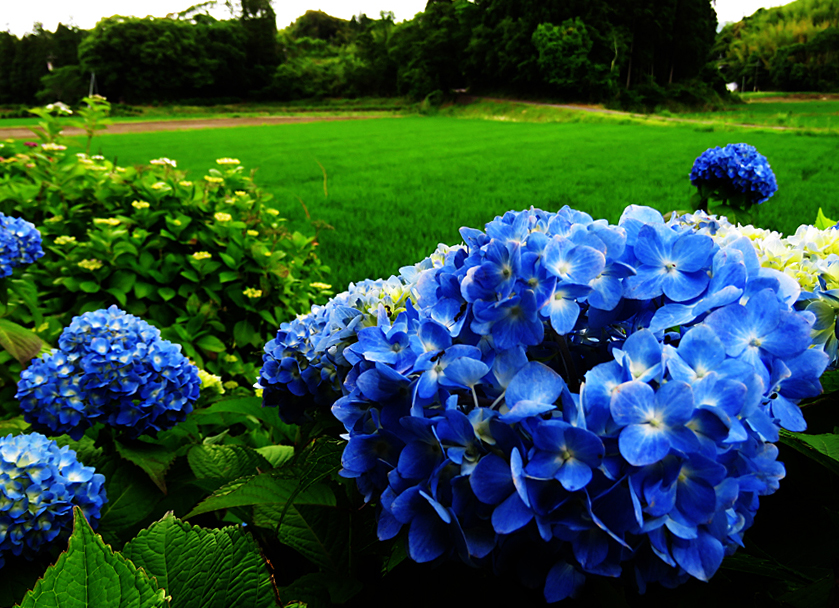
xmin=0 ymin=432 xmax=106 ymax=568
xmin=260 ymin=205 xmax=826 ymax=601
xmin=0 ymin=212 xmax=44 ymax=278
xmin=17 ymin=306 xmax=201 ymax=439
xmin=690 ymin=143 xmax=778 ymax=206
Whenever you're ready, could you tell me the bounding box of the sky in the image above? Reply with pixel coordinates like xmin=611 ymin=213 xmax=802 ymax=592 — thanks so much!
xmin=1 ymin=0 xmax=794 ymax=38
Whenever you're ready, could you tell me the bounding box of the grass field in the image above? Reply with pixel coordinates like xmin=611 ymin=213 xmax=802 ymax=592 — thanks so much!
xmin=675 ymin=99 xmax=839 ymax=130
xmin=78 ymin=112 xmax=839 ymax=293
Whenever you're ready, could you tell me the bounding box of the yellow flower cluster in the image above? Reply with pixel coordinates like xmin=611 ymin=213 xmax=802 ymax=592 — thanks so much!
xmin=78 ymin=259 xmax=103 ymax=271
xmin=179 ymin=181 xmax=193 ymax=187
xmin=235 ymin=191 xmax=247 ymax=197
xmin=54 ymin=236 xmax=76 ymax=245
xmin=150 ymin=157 xmax=177 ymax=168
xmin=192 ymin=251 xmax=211 ymax=261
xmin=243 ymin=287 xmax=263 ymax=299
xmin=205 ymin=176 xmax=224 ymax=184
xmin=216 ymin=158 xmax=240 ymax=165
xmin=93 ymin=218 xmax=120 ymax=226
xmin=214 ymin=212 xmax=232 ymax=222
xmin=310 ymin=282 xmax=332 ymax=290
xmin=41 ymin=143 xmax=66 ymax=151
xmin=197 ymin=369 xmax=225 ymax=395
xmin=151 ymin=182 xmax=167 ymax=190
xmin=131 ymin=200 xmax=150 ymax=210
xmin=45 ymin=215 xmax=63 ymax=224
xmin=265 ymin=208 xmax=280 ymax=216
xmin=246 ymin=230 xmax=259 ymax=237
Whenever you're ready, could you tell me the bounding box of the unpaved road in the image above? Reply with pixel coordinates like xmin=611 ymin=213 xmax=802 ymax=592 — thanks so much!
xmin=0 ymin=114 xmax=382 ymax=140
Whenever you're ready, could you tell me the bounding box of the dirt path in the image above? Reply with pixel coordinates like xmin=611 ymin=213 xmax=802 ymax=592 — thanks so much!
xmin=0 ymin=114 xmax=383 ymax=140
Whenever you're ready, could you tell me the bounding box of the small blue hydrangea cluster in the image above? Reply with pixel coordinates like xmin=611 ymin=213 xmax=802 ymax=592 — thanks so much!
xmin=17 ymin=306 xmax=201 ymax=440
xmin=690 ymin=143 xmax=778 ymax=205
xmin=259 ymin=205 xmax=826 ymax=601
xmin=0 ymin=212 xmax=44 ymax=278
xmin=0 ymin=432 xmax=107 ymax=568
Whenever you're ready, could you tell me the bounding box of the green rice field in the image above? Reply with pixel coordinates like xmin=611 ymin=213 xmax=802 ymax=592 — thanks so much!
xmin=80 ymin=113 xmax=839 ymax=292
xmin=676 ymin=98 xmax=839 ymax=130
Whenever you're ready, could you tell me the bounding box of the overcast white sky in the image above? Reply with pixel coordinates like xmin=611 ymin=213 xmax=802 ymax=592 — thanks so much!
xmin=1 ymin=0 xmax=793 ymax=38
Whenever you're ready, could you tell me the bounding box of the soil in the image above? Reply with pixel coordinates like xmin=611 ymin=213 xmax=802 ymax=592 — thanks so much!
xmin=0 ymin=114 xmax=383 ymax=140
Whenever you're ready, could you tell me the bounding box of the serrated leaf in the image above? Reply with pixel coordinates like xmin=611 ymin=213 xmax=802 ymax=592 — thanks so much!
xmin=0 ymin=318 xmax=42 ymax=364
xmin=255 ymin=445 xmax=294 ymax=468
xmin=219 ymin=271 xmax=239 ymax=283
xmin=17 ymin=507 xmax=168 ymax=608
xmin=0 ymin=416 xmax=30 ymax=437
xmin=122 ymin=513 xmax=276 ymax=608
xmin=185 ymin=472 xmax=335 ymax=519
xmin=159 ymin=287 xmax=176 ymax=302
xmin=254 ymin=504 xmax=350 ymax=573
xmin=114 ymin=439 xmax=178 ymax=494
xmin=97 ymin=460 xmax=163 ymax=542
xmin=196 ymin=335 xmax=227 ymax=353
xmin=188 ymin=444 xmax=271 ymax=480
xmin=780 ymin=430 xmax=839 ymax=476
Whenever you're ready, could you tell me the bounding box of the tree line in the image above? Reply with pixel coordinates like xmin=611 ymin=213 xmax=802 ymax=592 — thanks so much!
xmin=0 ymin=0 xmax=723 ymax=110
xmin=715 ymin=0 xmax=839 ymax=92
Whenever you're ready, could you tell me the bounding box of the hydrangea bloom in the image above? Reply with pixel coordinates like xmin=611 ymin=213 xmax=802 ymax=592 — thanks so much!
xmin=0 ymin=212 xmax=44 ymax=278
xmin=17 ymin=306 xmax=201 ymax=439
xmin=677 ymin=210 xmax=839 ymax=367
xmin=0 ymin=432 xmax=107 ymax=568
xmin=690 ymin=143 xmax=778 ymax=205
xmin=259 ymin=206 xmax=826 ymax=601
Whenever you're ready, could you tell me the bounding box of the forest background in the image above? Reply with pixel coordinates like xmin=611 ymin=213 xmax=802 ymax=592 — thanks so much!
xmin=2 ymin=0 xmax=839 ymax=114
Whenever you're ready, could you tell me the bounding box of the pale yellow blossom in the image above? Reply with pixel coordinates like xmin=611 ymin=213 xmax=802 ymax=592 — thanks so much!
xmin=310 ymin=282 xmax=332 ymax=290
xmin=246 ymin=230 xmax=259 ymax=237
xmin=243 ymin=287 xmax=262 ymax=298
xmin=179 ymin=180 xmax=193 ymax=187
xmin=131 ymin=200 xmax=150 ymax=210
xmin=41 ymin=143 xmax=66 ymax=151
xmin=149 ymin=157 xmax=177 ymax=167
xmin=214 ymin=212 xmax=232 ymax=222
xmin=265 ymin=208 xmax=280 ymax=216
xmin=78 ymin=259 xmax=103 ymax=271
xmin=197 ymin=369 xmax=225 ymax=395
xmin=192 ymin=251 xmax=211 ymax=261
xmin=235 ymin=191 xmax=247 ymax=197
xmin=54 ymin=236 xmax=76 ymax=245
xmin=93 ymin=218 xmax=120 ymax=226
xmin=216 ymin=158 xmax=240 ymax=165
xmin=204 ymin=176 xmax=224 ymax=184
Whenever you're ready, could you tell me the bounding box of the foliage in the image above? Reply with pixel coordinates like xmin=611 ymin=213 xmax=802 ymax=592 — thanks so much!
xmin=716 ymin=0 xmax=839 ymax=92
xmin=0 ymin=107 xmax=330 ymax=395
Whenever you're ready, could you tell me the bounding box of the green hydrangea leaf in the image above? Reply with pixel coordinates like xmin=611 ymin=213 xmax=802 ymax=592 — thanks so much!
xmin=114 ymin=438 xmax=178 ymax=494
xmin=188 ymin=444 xmax=271 ymax=480
xmin=255 ymin=445 xmax=294 ymax=468
xmin=0 ymin=318 xmax=43 ymax=364
xmin=16 ymin=507 xmax=169 ymax=608
xmin=185 ymin=472 xmax=335 ymax=519
xmin=195 ymin=335 xmax=227 ymax=353
xmin=780 ymin=430 xmax=839 ymax=476
xmin=158 ymin=287 xmax=176 ymax=302
xmin=122 ymin=513 xmax=276 ymax=608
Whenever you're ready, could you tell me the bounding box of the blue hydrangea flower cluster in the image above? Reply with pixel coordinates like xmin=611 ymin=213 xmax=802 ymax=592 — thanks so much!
xmin=0 ymin=432 xmax=107 ymax=569
xmin=259 ymin=205 xmax=826 ymax=601
xmin=0 ymin=212 xmax=44 ymax=278
xmin=17 ymin=306 xmax=201 ymax=440
xmin=690 ymin=143 xmax=778 ymax=205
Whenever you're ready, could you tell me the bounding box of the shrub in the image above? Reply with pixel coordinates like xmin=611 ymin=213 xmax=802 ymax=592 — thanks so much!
xmin=0 ymin=123 xmax=331 ymax=388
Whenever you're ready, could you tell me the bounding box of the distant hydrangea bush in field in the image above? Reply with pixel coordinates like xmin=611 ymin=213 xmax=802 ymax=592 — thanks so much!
xmin=0 ymin=432 xmax=106 ymax=569
xmin=258 ymin=204 xmax=827 ymax=601
xmin=17 ymin=306 xmax=201 ymax=440
xmin=690 ymin=143 xmax=778 ymax=206
xmin=0 ymin=212 xmax=43 ymax=278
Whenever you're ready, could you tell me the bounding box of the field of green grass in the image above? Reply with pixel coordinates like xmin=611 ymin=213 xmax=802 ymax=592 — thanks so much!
xmin=675 ymin=98 xmax=839 ymax=130
xmin=79 ymin=112 xmax=839 ymax=293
